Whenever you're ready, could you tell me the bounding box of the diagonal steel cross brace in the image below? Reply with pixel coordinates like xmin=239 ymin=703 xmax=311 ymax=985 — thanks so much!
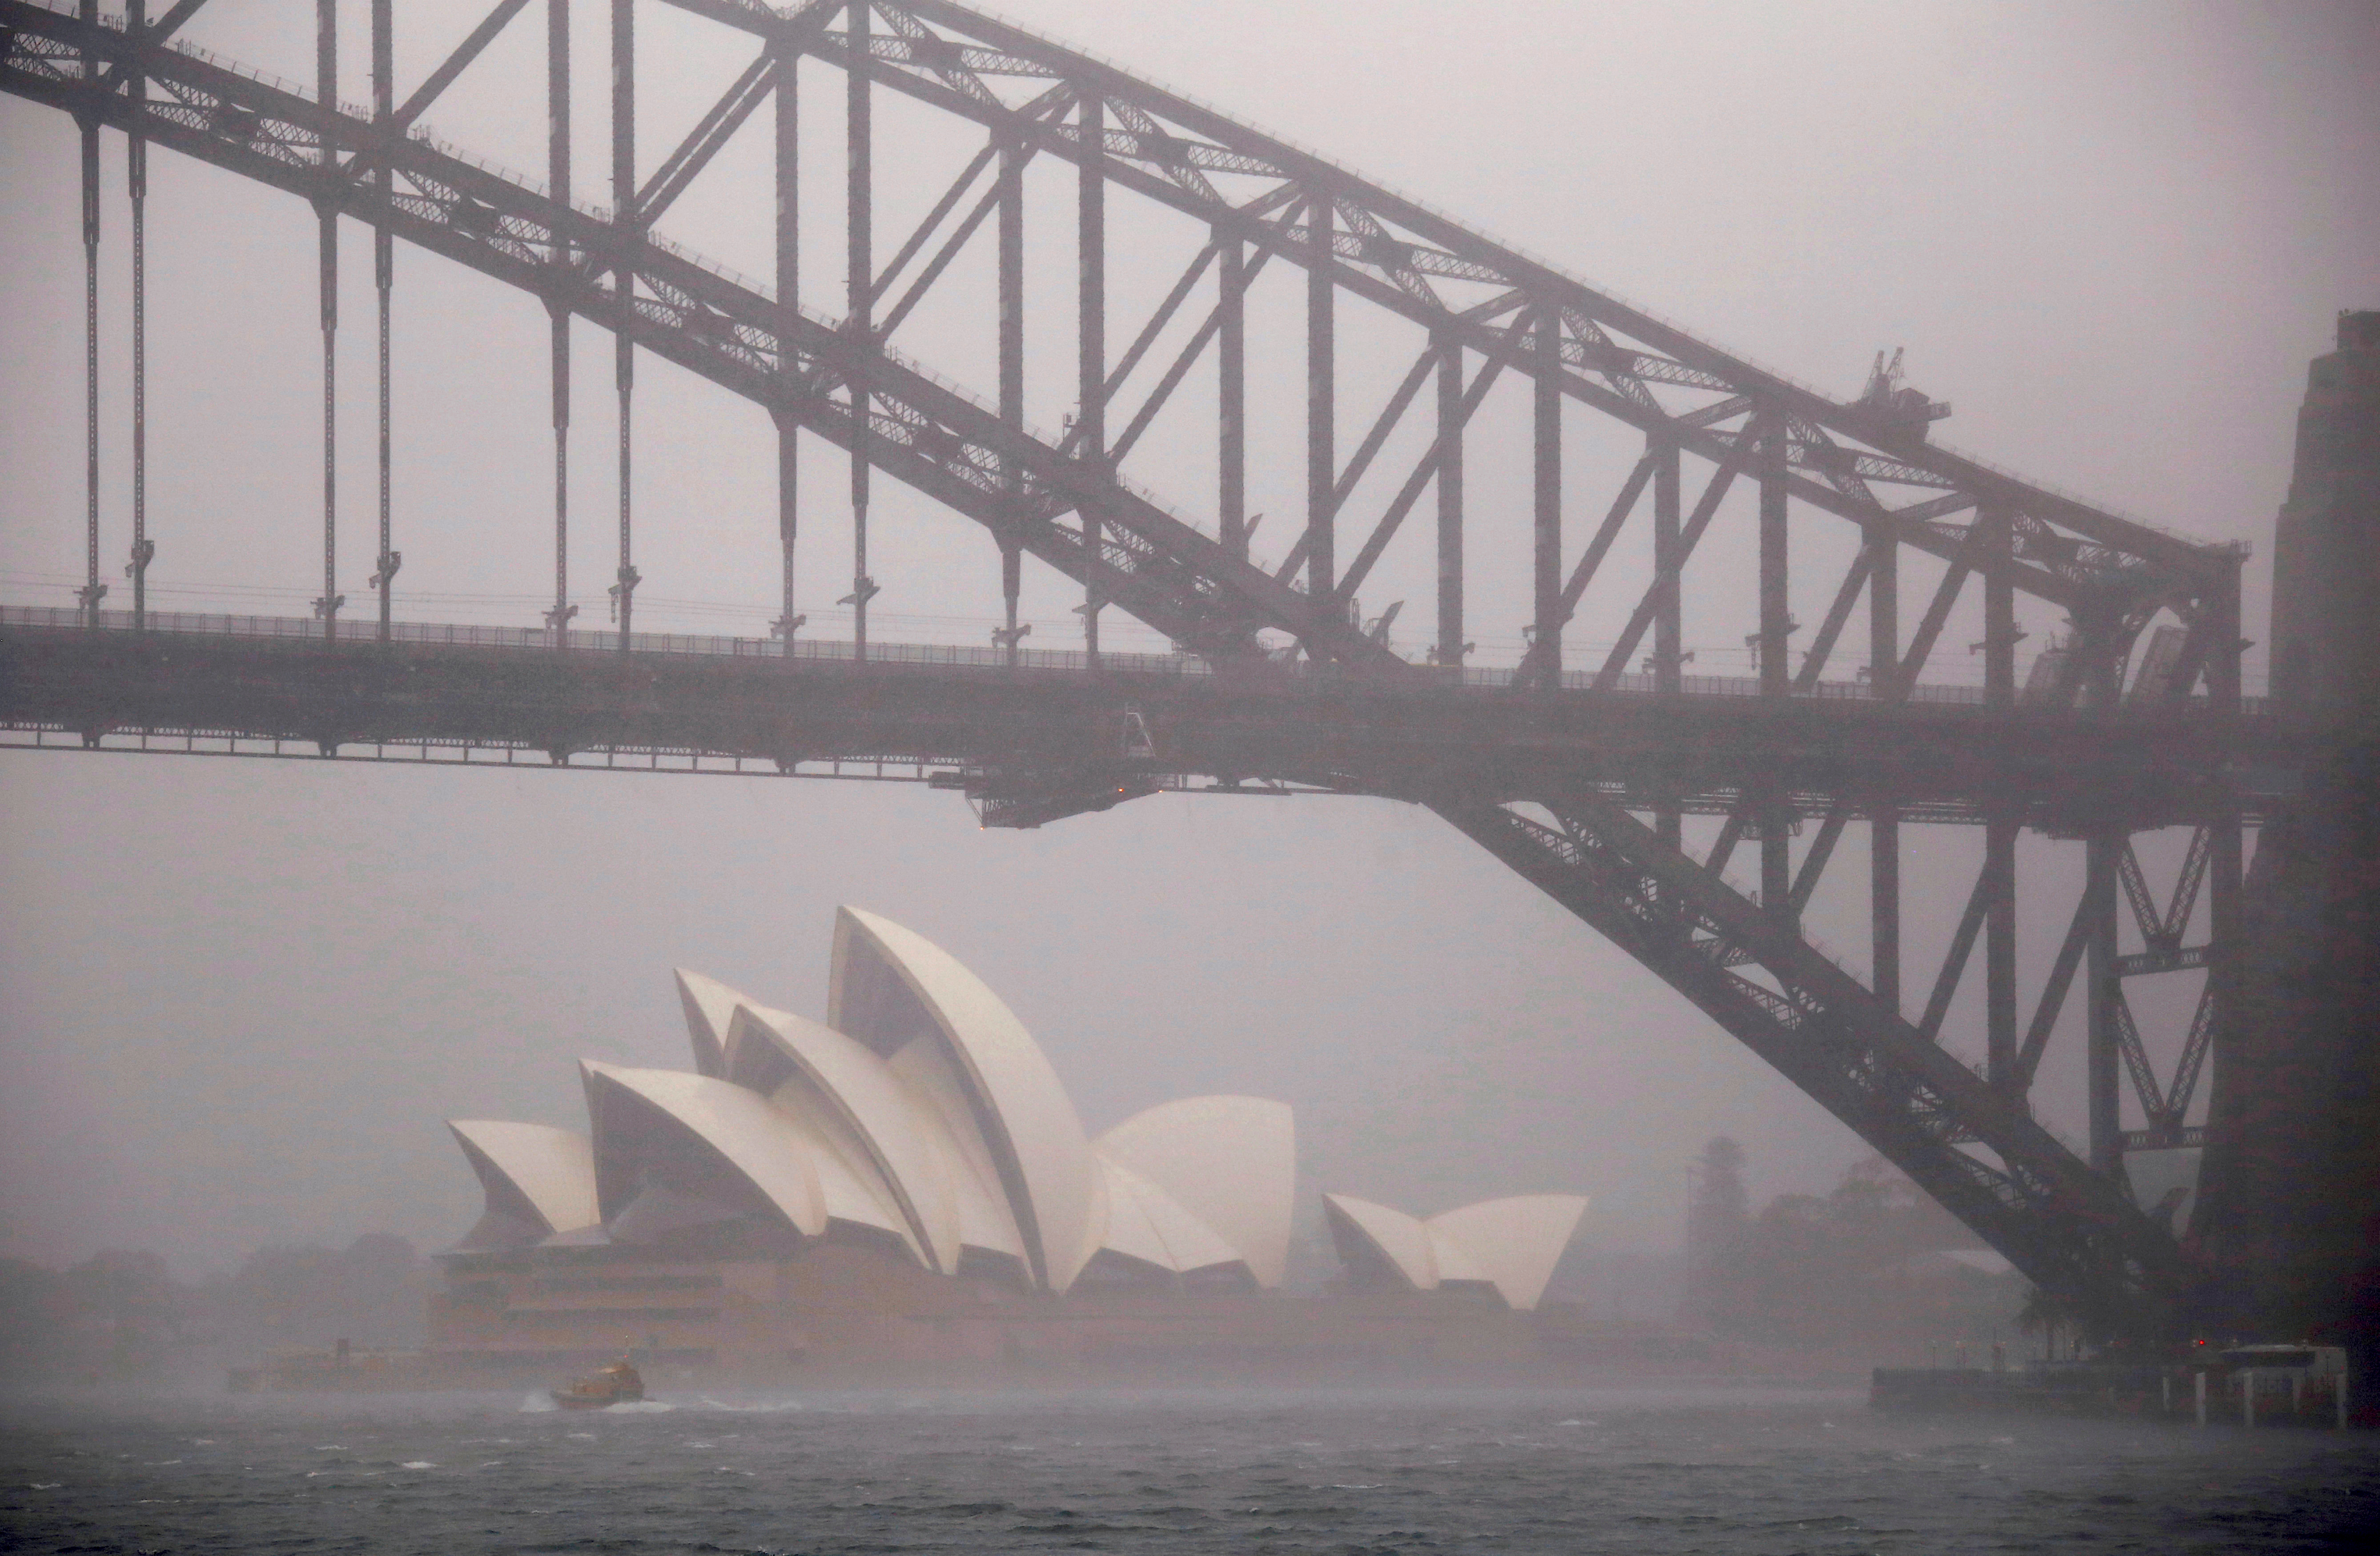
xmin=1430 ymin=780 xmax=2192 ymax=1328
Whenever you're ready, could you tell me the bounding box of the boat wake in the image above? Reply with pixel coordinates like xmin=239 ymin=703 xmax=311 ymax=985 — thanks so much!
xmin=694 ymin=1398 xmax=806 ymax=1414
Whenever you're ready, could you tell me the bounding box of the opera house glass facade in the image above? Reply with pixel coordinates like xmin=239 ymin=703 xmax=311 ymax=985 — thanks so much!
xmin=434 ymin=908 xmax=1587 ymax=1379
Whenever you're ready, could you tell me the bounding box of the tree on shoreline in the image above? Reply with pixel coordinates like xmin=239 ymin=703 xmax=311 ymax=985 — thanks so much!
xmin=1681 ymin=1137 xmax=1749 ymax=1327
xmin=1682 ymin=1142 xmax=2022 ymax=1350
xmin=0 ymin=1235 xmax=429 ymax=1382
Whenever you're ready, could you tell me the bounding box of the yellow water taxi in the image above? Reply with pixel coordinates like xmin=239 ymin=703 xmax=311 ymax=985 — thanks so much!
xmin=551 ymin=1357 xmax=644 ymax=1409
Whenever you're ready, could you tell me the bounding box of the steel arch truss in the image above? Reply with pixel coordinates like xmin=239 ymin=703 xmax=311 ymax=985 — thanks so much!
xmin=1435 ymin=783 xmax=2191 ymax=1327
xmin=677 ymin=0 xmax=2243 ymax=644
xmin=2 ymin=0 xmax=2251 ymax=679
xmin=1 ymin=0 xmax=2261 ymax=1329
xmin=2 ymin=1 xmax=1387 ymax=666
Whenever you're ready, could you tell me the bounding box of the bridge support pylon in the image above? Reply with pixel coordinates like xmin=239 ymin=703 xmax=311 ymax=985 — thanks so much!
xmin=2194 ymin=310 xmax=2380 ymax=1378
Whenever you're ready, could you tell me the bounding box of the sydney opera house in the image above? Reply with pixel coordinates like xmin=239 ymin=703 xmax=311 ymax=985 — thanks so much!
xmin=431 ymin=908 xmax=1588 ymax=1379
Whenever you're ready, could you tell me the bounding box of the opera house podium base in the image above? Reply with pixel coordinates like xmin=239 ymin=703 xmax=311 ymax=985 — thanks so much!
xmin=426 ymin=1243 xmax=1614 ymax=1388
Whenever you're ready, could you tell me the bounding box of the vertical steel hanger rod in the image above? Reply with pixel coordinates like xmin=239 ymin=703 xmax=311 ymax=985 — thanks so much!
xmin=1758 ymin=413 xmax=1790 ymax=696
xmin=126 ymin=0 xmax=150 ymax=628
xmin=1305 ymin=201 xmax=1335 ymax=607
xmin=773 ymin=29 xmax=800 ymax=650
xmin=371 ymin=0 xmax=395 ymax=641
xmin=1532 ymin=309 xmax=1562 ymax=682
xmin=1652 ymin=435 xmax=1680 ymax=696
xmin=997 ymin=130 xmax=1024 ymax=665
xmin=1981 ymin=506 xmax=2018 ymax=1089
xmin=1218 ymin=230 xmax=1245 ymax=566
xmin=546 ymin=0 xmax=574 ymax=646
xmin=1869 ymin=495 xmax=1902 ymax=1012
xmin=1652 ymin=432 xmax=1681 ymax=846
xmin=1757 ymin=412 xmax=1792 ymax=916
xmin=78 ymin=0 xmax=104 ymax=629
xmin=846 ymin=0 xmax=872 ymax=661
xmin=1434 ymin=332 xmax=1463 ymax=667
xmin=1077 ymin=90 xmax=1104 ymax=665
xmin=2086 ymin=828 xmax=2124 ymax=1173
xmin=316 ymin=0 xmax=340 ymax=642
xmin=1986 ymin=812 xmax=2019 ymax=1087
xmin=611 ymin=0 xmax=638 ymax=649
xmin=1983 ymin=508 xmax=2015 ymax=708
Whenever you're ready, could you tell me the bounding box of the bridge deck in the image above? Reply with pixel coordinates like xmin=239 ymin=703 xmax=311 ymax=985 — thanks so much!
xmin=1 ymin=608 xmax=2300 ymax=828
xmin=7 ymin=603 xmax=2270 ymax=709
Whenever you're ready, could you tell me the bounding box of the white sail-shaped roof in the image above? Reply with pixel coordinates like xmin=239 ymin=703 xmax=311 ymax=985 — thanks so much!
xmin=765 ymin=1082 xmax=919 ymax=1260
xmin=726 ymin=1002 xmax=948 ymax=1270
xmin=1425 ymin=1223 xmax=1492 ymax=1287
xmin=580 ymin=1061 xmax=828 ymax=1238
xmin=1095 ymin=1097 xmax=1295 ymax=1287
xmin=886 ymin=1038 xmax=1032 ymax=1272
xmin=1324 ymin=1191 xmax=1589 ymax=1310
xmin=829 ymin=907 xmax=1101 ymax=1291
xmin=448 ymin=912 xmax=1309 ymax=1295
xmin=1426 ymin=1195 xmax=1589 ymax=1312
xmin=1092 ymin=1156 xmax=1248 ymax=1279
xmin=1323 ymin=1193 xmax=1438 ymax=1292
xmin=447 ymin=1120 xmax=600 ymax=1245
xmin=673 ymin=969 xmax=746 ymax=1080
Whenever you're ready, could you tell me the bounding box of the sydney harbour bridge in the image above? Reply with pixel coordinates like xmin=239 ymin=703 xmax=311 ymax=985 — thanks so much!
xmin=1 ymin=0 xmax=2367 ymax=1345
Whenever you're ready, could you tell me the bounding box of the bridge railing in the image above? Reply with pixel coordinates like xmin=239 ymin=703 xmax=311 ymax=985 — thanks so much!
xmin=0 ymin=603 xmax=1206 ymax=677
xmin=0 ymin=605 xmax=2265 ymax=713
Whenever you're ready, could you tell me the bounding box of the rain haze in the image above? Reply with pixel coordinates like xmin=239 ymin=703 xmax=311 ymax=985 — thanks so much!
xmin=2 ymin=0 xmax=2379 ymax=1548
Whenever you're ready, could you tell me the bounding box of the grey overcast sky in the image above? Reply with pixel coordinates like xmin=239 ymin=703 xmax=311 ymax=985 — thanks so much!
xmin=3 ymin=1 xmax=2376 ymax=1277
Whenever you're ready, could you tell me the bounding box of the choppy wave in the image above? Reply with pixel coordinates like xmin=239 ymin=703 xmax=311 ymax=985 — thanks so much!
xmin=694 ymin=1396 xmax=806 ymax=1414
xmin=3 ymin=1387 xmax=2375 ymax=1553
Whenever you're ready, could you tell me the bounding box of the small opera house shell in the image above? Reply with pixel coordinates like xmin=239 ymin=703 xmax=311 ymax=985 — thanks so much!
xmin=434 ymin=908 xmax=1587 ymax=1375
xmin=1322 ymin=1193 xmax=1589 ymax=1313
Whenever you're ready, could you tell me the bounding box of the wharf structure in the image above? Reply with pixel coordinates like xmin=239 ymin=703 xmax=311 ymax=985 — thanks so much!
xmin=430 ymin=908 xmax=1588 ymax=1381
xmin=1871 ymin=1343 xmax=2353 ymax=1428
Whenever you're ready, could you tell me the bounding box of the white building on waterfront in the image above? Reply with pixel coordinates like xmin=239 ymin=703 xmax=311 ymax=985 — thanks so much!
xmin=449 ymin=906 xmax=1296 ymax=1294
xmin=447 ymin=906 xmax=1588 ymax=1314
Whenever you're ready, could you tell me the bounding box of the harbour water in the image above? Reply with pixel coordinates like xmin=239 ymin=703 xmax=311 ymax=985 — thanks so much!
xmin=4 ymin=1384 xmax=2376 ymax=1553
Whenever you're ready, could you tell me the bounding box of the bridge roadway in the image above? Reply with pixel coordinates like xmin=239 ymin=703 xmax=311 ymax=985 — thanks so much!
xmin=0 ymin=607 xmax=2298 ymax=832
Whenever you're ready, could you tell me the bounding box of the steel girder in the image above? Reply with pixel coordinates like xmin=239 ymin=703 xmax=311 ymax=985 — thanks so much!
xmin=0 ymin=616 xmax=2292 ymax=826
xmin=1433 ymin=784 xmax=2190 ymax=1328
xmin=657 ymin=0 xmax=2239 ymax=628
xmin=1 ymin=2 xmax=2244 ymax=663
xmin=0 ymin=1 xmax=2258 ymax=1327
xmin=0 ymin=2 xmax=1393 ymax=669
